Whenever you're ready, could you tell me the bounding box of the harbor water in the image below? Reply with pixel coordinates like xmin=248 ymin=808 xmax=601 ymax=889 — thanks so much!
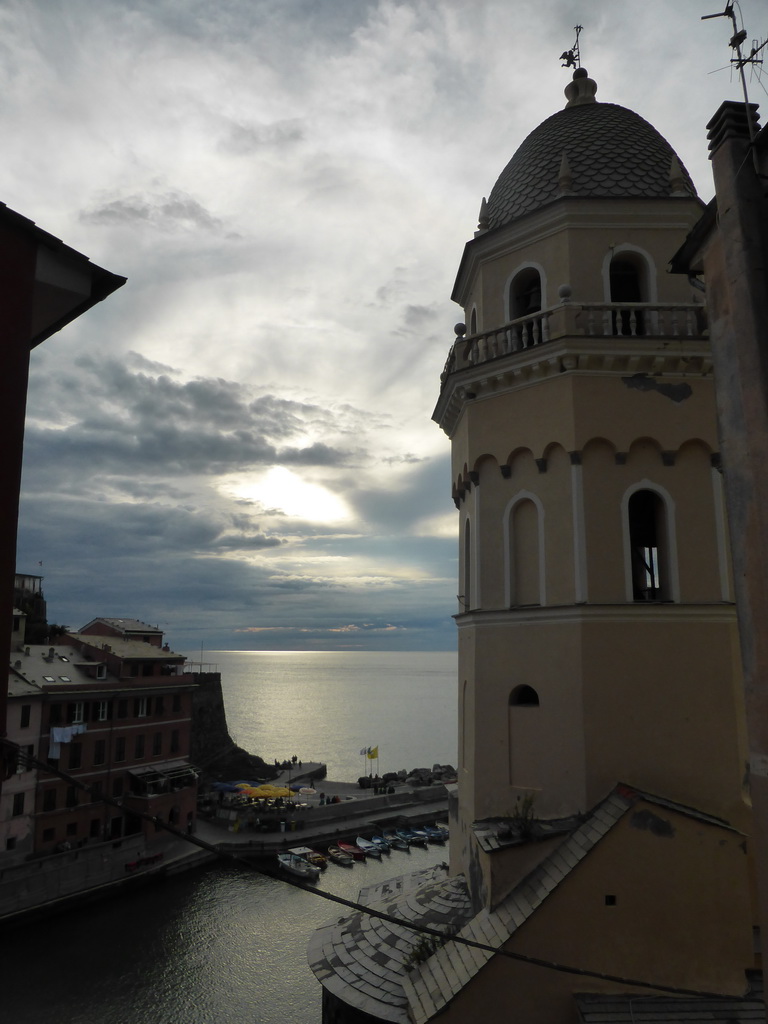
xmin=0 ymin=651 xmax=457 ymax=1024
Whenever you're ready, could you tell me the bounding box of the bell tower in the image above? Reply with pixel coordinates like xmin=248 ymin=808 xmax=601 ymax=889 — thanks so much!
xmin=434 ymin=69 xmax=750 ymax=899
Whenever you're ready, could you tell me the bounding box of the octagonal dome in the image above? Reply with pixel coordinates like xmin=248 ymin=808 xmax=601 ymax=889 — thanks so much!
xmin=484 ymin=71 xmax=697 ymax=231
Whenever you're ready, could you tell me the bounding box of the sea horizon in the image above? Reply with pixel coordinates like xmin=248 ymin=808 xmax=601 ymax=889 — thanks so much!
xmin=185 ymin=649 xmax=458 ymax=783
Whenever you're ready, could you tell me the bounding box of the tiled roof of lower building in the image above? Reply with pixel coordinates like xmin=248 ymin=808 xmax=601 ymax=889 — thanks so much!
xmin=307 ymin=864 xmax=474 ymax=1024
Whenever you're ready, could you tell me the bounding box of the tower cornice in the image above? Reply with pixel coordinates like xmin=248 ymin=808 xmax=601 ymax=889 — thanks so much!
xmin=434 ymin=333 xmax=713 ymax=437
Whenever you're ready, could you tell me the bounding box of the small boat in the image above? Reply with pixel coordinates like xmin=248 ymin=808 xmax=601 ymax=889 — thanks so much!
xmin=405 ymin=828 xmax=429 ymax=846
xmin=423 ymin=826 xmax=445 ymax=844
xmin=338 ymin=840 xmax=366 ymax=861
xmin=435 ymin=822 xmax=449 ymax=836
xmin=327 ymin=844 xmax=354 ymax=866
xmin=370 ymin=835 xmax=391 ymax=854
xmin=288 ymin=846 xmax=327 ymax=869
xmin=383 ymin=829 xmax=409 ymax=851
xmin=355 ymin=836 xmax=381 ymax=858
xmin=277 ymin=852 xmax=320 ymax=881
xmin=395 ymin=828 xmax=415 ymax=846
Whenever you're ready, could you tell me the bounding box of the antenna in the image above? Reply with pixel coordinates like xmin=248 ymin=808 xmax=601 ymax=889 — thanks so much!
xmin=560 ymin=25 xmax=583 ymax=70
xmin=702 ymin=3 xmax=766 ymax=146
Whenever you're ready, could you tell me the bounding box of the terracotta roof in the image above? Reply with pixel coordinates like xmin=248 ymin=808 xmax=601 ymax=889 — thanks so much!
xmin=485 ymin=101 xmax=697 ymax=231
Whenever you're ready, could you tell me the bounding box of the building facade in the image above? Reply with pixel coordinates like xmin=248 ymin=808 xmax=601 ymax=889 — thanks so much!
xmin=5 ymin=617 xmax=197 ymax=855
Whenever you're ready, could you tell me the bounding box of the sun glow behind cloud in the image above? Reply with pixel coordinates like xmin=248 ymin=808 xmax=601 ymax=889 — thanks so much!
xmin=224 ymin=467 xmax=351 ymax=524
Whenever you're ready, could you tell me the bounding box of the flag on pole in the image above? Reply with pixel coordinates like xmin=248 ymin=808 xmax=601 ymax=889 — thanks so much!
xmin=359 ymin=747 xmax=367 ymax=755
xmin=367 ymin=746 xmax=378 ymax=759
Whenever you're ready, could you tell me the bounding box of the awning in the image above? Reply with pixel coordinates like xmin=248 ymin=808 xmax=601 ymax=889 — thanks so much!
xmin=129 ymin=759 xmax=198 ymax=782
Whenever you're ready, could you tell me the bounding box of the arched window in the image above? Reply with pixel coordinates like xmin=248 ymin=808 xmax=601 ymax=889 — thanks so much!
xmin=509 ymin=498 xmax=541 ymax=606
xmin=509 ymin=685 xmax=540 ymax=707
xmin=628 ymin=489 xmax=668 ymax=601
xmin=609 ymin=253 xmax=648 ymax=336
xmin=463 ymin=518 xmax=471 ymax=610
xmin=509 ymin=268 xmax=542 ymax=321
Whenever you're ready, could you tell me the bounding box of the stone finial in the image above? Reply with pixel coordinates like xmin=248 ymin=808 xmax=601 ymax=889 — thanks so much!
xmin=476 ymin=197 xmax=489 ymax=233
xmin=557 ymin=152 xmax=573 ymax=194
xmin=668 ymin=155 xmax=687 ymax=196
xmin=564 ymin=66 xmax=597 ymax=107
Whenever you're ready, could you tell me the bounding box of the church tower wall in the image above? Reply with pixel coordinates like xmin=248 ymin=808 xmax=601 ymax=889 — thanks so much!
xmin=436 ymin=71 xmax=751 ymax=902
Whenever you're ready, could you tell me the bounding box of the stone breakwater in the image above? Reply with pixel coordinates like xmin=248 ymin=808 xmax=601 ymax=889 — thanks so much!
xmin=357 ymin=764 xmax=457 ymax=789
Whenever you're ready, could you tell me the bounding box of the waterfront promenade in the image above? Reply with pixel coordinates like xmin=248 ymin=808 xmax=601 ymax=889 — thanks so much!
xmin=0 ymin=763 xmax=450 ymax=926
xmin=172 ymin=762 xmax=450 ymax=863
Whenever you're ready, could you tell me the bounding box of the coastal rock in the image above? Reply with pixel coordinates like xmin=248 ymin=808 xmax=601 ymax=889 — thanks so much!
xmin=189 ymin=671 xmax=277 ymax=783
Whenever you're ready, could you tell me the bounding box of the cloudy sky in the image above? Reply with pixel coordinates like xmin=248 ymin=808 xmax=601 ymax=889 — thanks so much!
xmin=4 ymin=0 xmax=764 ymax=652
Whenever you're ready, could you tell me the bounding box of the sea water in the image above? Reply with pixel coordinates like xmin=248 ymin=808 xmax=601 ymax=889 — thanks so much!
xmin=0 ymin=651 xmax=457 ymax=1024
xmin=196 ymin=650 xmax=458 ymax=779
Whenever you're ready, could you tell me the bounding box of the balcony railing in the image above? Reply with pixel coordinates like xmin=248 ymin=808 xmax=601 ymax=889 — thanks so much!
xmin=464 ymin=310 xmax=552 ymax=368
xmin=580 ymin=303 xmax=707 ymax=339
xmin=443 ymin=302 xmax=708 ymax=379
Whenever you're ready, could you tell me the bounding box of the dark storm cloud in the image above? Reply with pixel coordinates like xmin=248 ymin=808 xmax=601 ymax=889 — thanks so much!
xmin=22 ymin=356 xmax=360 ymax=482
xmin=18 ymin=494 xmax=282 ymax=559
xmin=81 ymin=190 xmax=221 ymax=232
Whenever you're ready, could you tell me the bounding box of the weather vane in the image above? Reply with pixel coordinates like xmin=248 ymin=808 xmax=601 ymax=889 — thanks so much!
xmin=560 ymin=25 xmax=583 ymax=69
xmin=702 ymin=2 xmax=766 ymax=145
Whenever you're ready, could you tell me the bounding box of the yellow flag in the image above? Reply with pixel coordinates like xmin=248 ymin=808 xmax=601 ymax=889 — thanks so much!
xmin=367 ymin=746 xmax=378 ymax=759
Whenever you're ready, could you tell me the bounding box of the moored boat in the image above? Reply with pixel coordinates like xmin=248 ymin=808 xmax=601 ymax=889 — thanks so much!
xmin=395 ymin=828 xmax=415 ymax=846
xmin=288 ymin=846 xmax=327 ymax=869
xmin=423 ymin=826 xmax=445 ymax=843
xmin=277 ymin=852 xmax=320 ymax=881
xmin=338 ymin=840 xmax=366 ymax=861
xmin=355 ymin=836 xmax=381 ymax=858
xmin=370 ymin=835 xmax=391 ymax=854
xmin=406 ymin=828 xmax=429 ymax=846
xmin=383 ymin=829 xmax=409 ymax=851
xmin=435 ymin=821 xmax=449 ymax=836
xmin=327 ymin=844 xmax=354 ymax=866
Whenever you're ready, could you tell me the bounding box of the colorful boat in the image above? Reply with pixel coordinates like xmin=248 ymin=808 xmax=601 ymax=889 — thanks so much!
xmin=423 ymin=826 xmax=446 ymax=843
xmin=327 ymin=844 xmax=354 ymax=866
xmin=395 ymin=828 xmax=417 ymax=846
xmin=383 ymin=829 xmax=410 ymax=851
xmin=405 ymin=828 xmax=428 ymax=846
xmin=355 ymin=836 xmax=381 ymax=857
xmin=277 ymin=852 xmax=320 ymax=881
xmin=370 ymin=835 xmax=391 ymax=854
xmin=338 ymin=840 xmax=366 ymax=861
xmin=288 ymin=846 xmax=327 ymax=869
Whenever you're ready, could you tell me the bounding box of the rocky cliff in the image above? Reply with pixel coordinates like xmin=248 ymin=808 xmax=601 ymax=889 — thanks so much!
xmin=189 ymin=672 xmax=277 ymax=783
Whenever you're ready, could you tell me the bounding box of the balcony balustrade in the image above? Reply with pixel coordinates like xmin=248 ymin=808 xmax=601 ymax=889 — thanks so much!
xmin=442 ymin=302 xmax=708 ymax=380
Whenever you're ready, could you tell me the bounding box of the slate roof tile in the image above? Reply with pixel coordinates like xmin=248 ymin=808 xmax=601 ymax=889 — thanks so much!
xmin=485 ymin=100 xmax=696 ymax=231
